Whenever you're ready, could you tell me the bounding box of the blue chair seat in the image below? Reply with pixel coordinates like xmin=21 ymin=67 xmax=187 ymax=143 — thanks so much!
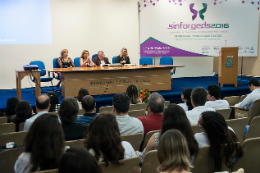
xmin=39 ymin=77 xmax=53 ymax=82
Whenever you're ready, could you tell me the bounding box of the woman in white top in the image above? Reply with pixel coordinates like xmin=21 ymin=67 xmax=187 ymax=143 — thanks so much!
xmin=84 ymin=113 xmax=136 ymax=166
xmin=157 ymin=129 xmax=192 ymax=173
xmin=15 ymin=113 xmax=67 ymax=173
xmin=177 ymin=87 xmax=193 ymax=111
xmin=195 ymin=111 xmax=243 ymax=172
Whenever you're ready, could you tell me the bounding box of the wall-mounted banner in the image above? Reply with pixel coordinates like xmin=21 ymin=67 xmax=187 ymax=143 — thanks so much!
xmin=139 ymin=0 xmax=259 ymax=57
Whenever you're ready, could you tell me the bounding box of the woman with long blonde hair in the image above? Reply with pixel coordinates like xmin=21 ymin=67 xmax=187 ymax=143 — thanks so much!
xmin=80 ymin=50 xmax=95 ymax=67
xmin=116 ymin=47 xmax=130 ymax=64
xmin=157 ymin=129 xmax=191 ymax=173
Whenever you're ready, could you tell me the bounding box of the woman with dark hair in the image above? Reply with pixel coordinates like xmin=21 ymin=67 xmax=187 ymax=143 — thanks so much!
xmin=12 ymin=100 xmax=33 ymax=132
xmin=157 ymin=129 xmax=191 ymax=173
xmin=47 ymin=91 xmax=59 ymax=112
xmin=80 ymin=50 xmax=95 ymax=67
xmin=84 ymin=113 xmax=136 ymax=166
xmin=59 ymin=147 xmax=102 ymax=173
xmin=4 ymin=97 xmax=19 ymax=123
xmin=77 ymin=88 xmax=90 ymax=109
xmin=136 ymin=104 xmax=198 ymax=164
xmin=178 ymin=87 xmax=193 ymax=111
xmin=126 ymin=84 xmax=142 ymax=104
xmin=195 ymin=111 xmax=243 ymax=172
xmin=14 ymin=113 xmax=67 ymax=173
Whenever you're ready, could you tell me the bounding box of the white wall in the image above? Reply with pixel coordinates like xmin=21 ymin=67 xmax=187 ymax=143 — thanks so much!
xmin=0 ymin=0 xmax=140 ymax=89
xmin=0 ymin=0 xmax=213 ymax=89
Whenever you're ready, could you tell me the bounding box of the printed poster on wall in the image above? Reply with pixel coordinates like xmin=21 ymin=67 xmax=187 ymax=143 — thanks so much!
xmin=139 ymin=0 xmax=259 ymax=57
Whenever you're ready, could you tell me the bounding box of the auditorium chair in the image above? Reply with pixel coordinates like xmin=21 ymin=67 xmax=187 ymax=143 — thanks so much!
xmin=121 ymin=133 xmax=143 ymax=151
xmin=191 ymin=124 xmax=202 ymax=135
xmin=142 ymin=130 xmax=160 ymax=151
xmin=128 ymin=110 xmax=146 ymax=118
xmin=65 ymin=139 xmax=84 ymax=148
xmin=34 ymin=169 xmax=58 ymax=173
xmin=0 ymin=131 xmax=27 ymax=146
xmin=99 ymin=156 xmax=140 ymax=173
xmin=19 ymin=122 xmax=25 ymax=131
xmin=165 ymin=101 xmax=170 ymax=107
xmin=112 ymin=56 xmax=117 ymax=63
xmin=139 ymin=57 xmax=153 ymax=65
xmin=92 ymin=54 xmax=98 ymax=62
xmin=192 ymin=145 xmax=230 ymax=173
xmin=0 ymin=148 xmax=24 ymax=173
xmin=159 ymin=56 xmax=174 ymax=75
xmin=226 ymin=117 xmax=248 ymax=142
xmin=0 ymin=123 xmax=15 ymax=134
xmin=29 ymin=61 xmax=54 ymax=91
xmin=216 ymin=108 xmax=232 ymax=120
xmin=235 ymin=99 xmax=260 ymax=124
xmin=130 ymin=103 xmax=147 ymax=111
xmin=223 ymin=96 xmax=240 ymax=106
xmin=0 ymin=117 xmax=7 ymax=124
xmin=232 ymin=137 xmax=260 ymax=173
xmin=141 ymin=150 xmax=159 ymax=173
xmin=99 ymin=106 xmax=113 ymax=113
xmin=244 ymin=116 xmax=260 ymax=140
xmin=74 ymin=57 xmax=81 ymax=67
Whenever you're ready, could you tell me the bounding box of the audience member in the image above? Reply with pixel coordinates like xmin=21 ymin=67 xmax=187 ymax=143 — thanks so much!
xmin=137 ymin=104 xmax=198 ymax=164
xmin=76 ymin=95 xmax=97 ymax=125
xmin=157 ymin=130 xmax=191 ymax=173
xmin=59 ymin=147 xmax=102 ymax=173
xmin=195 ymin=111 xmax=243 ymax=172
xmin=93 ymin=51 xmax=111 ymax=66
xmin=186 ymin=87 xmax=215 ymax=125
xmin=177 ymin=87 xmax=193 ymax=111
xmin=47 ymin=91 xmax=59 ymax=112
xmin=235 ymin=78 xmax=260 ymax=110
xmin=4 ymin=97 xmax=19 ymax=123
xmin=12 ymin=100 xmax=33 ymax=132
xmin=15 ymin=113 xmax=67 ymax=173
xmin=77 ymin=88 xmax=90 ymax=109
xmin=84 ymin=113 xmax=136 ymax=165
xmin=205 ymin=85 xmax=229 ymax=109
xmin=138 ymin=92 xmax=164 ymax=136
xmin=113 ymin=93 xmax=143 ymax=135
xmin=23 ymin=94 xmax=51 ymax=131
xmin=59 ymin=97 xmax=88 ymax=141
xmin=126 ymin=84 xmax=142 ymax=104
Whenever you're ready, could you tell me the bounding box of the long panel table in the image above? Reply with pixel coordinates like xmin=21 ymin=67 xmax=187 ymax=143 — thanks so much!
xmin=46 ymin=65 xmax=184 ymax=97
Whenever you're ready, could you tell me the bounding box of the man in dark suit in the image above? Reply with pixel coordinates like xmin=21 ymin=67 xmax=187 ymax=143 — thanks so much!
xmin=93 ymin=51 xmax=111 ymax=66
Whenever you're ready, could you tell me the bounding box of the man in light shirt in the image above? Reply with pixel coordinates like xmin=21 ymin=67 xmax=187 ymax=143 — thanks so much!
xmin=23 ymin=94 xmax=51 ymax=131
xmin=186 ymin=87 xmax=215 ymax=125
xmin=113 ymin=93 xmax=144 ymax=135
xmin=205 ymin=84 xmax=230 ymax=110
xmin=235 ymin=78 xmax=260 ymax=110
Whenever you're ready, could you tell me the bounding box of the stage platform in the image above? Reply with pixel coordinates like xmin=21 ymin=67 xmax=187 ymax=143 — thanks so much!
xmin=0 ymin=76 xmax=254 ymax=112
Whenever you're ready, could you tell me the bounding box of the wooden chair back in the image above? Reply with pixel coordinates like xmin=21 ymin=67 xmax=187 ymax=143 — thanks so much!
xmin=99 ymin=106 xmax=113 ymax=113
xmin=216 ymin=108 xmax=232 ymax=120
xmin=65 ymin=139 xmax=85 ymax=148
xmin=130 ymin=103 xmax=147 ymax=111
xmin=140 ymin=150 xmax=159 ymax=173
xmin=0 ymin=131 xmax=27 ymax=146
xmin=142 ymin=130 xmax=160 ymax=151
xmin=0 ymin=123 xmax=15 ymax=134
xmin=226 ymin=117 xmax=248 ymax=142
xmin=191 ymin=125 xmax=202 ymax=135
xmin=121 ymin=133 xmax=143 ymax=151
xmin=128 ymin=110 xmax=146 ymax=118
xmin=0 ymin=117 xmax=7 ymax=124
xmin=19 ymin=122 xmax=25 ymax=131
xmin=99 ymin=156 xmax=140 ymax=173
xmin=223 ymin=96 xmax=240 ymax=106
xmin=245 ymin=116 xmax=260 ymax=140
xmin=0 ymin=149 xmax=24 ymax=173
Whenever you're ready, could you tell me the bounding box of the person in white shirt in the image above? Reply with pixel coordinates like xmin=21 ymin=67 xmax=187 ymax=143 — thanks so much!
xmin=112 ymin=93 xmax=144 ymax=135
xmin=23 ymin=94 xmax=51 ymax=131
xmin=15 ymin=113 xmax=68 ymax=173
xmin=186 ymin=87 xmax=215 ymax=125
xmin=235 ymin=78 xmax=260 ymax=110
xmin=194 ymin=111 xmax=243 ymax=172
xmin=177 ymin=87 xmax=193 ymax=111
xmin=205 ymin=84 xmax=230 ymax=110
xmin=85 ymin=113 xmax=137 ymax=165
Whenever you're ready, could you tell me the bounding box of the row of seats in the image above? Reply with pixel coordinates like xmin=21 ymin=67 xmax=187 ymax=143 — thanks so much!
xmin=1 ymin=137 xmax=260 ymax=173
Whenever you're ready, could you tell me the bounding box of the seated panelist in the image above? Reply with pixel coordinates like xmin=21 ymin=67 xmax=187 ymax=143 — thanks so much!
xmin=80 ymin=50 xmax=95 ymax=67
xmin=116 ymin=47 xmax=130 ymax=64
xmin=57 ymin=49 xmax=75 ymax=68
xmin=93 ymin=51 xmax=111 ymax=66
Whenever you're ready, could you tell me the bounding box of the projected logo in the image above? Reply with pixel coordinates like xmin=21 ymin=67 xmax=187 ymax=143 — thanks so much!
xmin=189 ymin=3 xmax=208 ymax=21
xmin=225 ymin=59 xmax=234 ymax=68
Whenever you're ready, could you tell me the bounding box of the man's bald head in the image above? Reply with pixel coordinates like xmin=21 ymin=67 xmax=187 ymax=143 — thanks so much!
xmin=148 ymin=92 xmax=165 ymax=114
xmin=36 ymin=94 xmax=50 ymax=110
